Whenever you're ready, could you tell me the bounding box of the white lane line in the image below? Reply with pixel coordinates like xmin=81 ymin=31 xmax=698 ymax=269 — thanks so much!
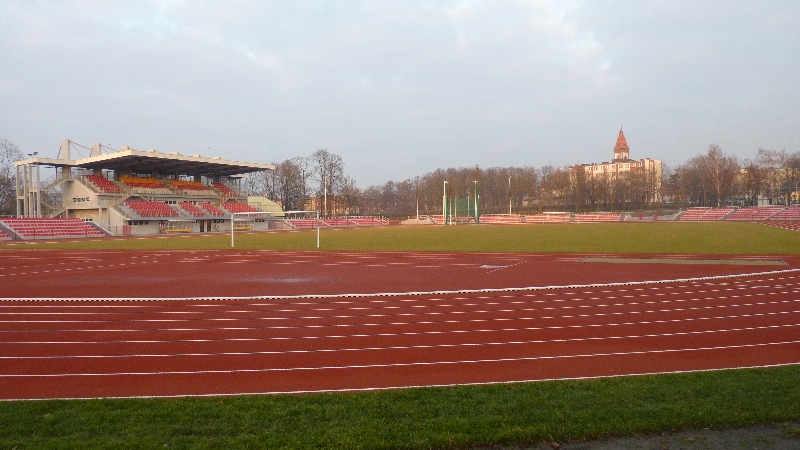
xmin=4 ymin=323 xmax=798 ymax=357
xmin=2 ymin=300 xmax=797 ymax=324
xmin=2 ymin=310 xmax=797 ymax=336
xmin=7 ymin=268 xmax=795 ymax=302
xmin=3 ymin=340 xmax=799 ymax=377
xmin=5 ymin=279 xmax=793 ymax=311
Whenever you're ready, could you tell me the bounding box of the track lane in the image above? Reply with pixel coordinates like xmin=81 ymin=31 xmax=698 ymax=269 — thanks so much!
xmin=2 ymin=250 xmax=800 ymax=399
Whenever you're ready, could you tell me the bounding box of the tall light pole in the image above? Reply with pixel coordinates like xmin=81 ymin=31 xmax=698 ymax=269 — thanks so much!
xmin=508 ymin=176 xmax=512 ymax=215
xmin=442 ymin=181 xmax=449 ymax=225
xmin=415 ymin=176 xmax=420 ymax=220
xmin=473 ymin=180 xmax=479 ymax=223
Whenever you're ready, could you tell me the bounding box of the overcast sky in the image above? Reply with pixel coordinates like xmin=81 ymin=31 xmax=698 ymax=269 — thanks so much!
xmin=1 ymin=1 xmax=798 ymax=186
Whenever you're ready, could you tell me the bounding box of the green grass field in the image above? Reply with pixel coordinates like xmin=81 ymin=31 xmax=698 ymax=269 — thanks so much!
xmin=1 ymin=222 xmax=799 ymax=449
xmin=5 ymin=221 xmax=800 ymax=254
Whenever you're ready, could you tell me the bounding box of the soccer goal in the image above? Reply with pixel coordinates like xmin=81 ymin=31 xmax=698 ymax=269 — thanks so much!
xmin=229 ymin=210 xmax=320 ymax=248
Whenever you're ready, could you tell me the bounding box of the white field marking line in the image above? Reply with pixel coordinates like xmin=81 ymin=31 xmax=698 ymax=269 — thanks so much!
xmin=5 ymin=324 xmax=798 ymax=357
xmin=2 ymin=311 xmax=797 ymax=336
xmin=3 ymin=340 xmax=800 ymax=378
xmin=4 ymin=267 xmax=800 ymax=302
xmin=3 ymin=299 xmax=798 ymax=325
xmin=12 ymin=362 xmax=800 ymax=401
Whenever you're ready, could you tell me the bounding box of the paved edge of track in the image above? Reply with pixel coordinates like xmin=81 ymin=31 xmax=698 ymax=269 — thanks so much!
xmin=3 ymin=267 xmax=800 ymax=302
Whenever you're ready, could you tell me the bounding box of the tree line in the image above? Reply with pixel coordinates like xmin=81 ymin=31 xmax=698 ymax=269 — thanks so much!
xmin=1 ymin=135 xmax=798 ymax=218
xmin=666 ymin=145 xmax=800 ymax=209
xmin=249 ymin=144 xmax=799 ymax=217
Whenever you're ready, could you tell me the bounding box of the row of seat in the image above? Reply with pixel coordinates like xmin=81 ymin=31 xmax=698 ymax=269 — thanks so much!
xmin=573 ymin=213 xmax=622 ymax=222
xmin=286 ymin=219 xmax=320 ymax=228
xmin=87 ymin=175 xmax=240 ymax=197
xmin=199 ymin=202 xmax=226 ymax=216
xmin=726 ymin=206 xmax=785 ymax=220
xmin=349 ymin=217 xmax=389 ymax=226
xmin=124 ymin=200 xmax=180 ymax=217
xmin=679 ymin=207 xmax=736 ymax=221
xmin=0 ymin=218 xmax=105 ymax=239
xmin=479 ymin=215 xmax=522 ymax=224
xmin=771 ymin=205 xmax=800 ymax=220
xmin=221 ymin=202 xmax=260 ymax=213
xmin=170 ymin=180 xmax=211 ymax=191
xmin=213 ymin=183 xmax=238 ymax=197
xmin=123 ymin=200 xmax=246 ymax=218
xmin=524 ymin=214 xmax=571 ymax=223
xmin=85 ymin=175 xmax=122 ymax=193
xmin=178 ymin=202 xmax=207 ymax=217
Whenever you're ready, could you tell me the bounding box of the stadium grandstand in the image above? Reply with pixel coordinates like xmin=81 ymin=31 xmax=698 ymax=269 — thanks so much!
xmin=9 ymin=140 xmax=390 ymax=239
xmin=9 ymin=140 xmax=281 ymax=237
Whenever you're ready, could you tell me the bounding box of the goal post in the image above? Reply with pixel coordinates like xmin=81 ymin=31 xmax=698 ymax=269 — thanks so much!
xmin=230 ymin=209 xmax=320 ymax=249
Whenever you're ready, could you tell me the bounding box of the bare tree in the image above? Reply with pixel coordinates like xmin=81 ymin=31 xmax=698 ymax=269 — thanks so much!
xmin=337 ymin=176 xmax=361 ymax=214
xmin=0 ymin=137 xmax=23 ymax=216
xmin=310 ymin=149 xmax=344 ymax=216
xmin=268 ymin=159 xmax=302 ymax=210
xmin=701 ymin=144 xmax=739 ymax=207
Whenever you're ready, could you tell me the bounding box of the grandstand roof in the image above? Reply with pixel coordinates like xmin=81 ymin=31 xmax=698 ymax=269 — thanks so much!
xmin=16 ymin=147 xmax=274 ymax=178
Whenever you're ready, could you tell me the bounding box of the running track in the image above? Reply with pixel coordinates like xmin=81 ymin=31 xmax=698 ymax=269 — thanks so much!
xmin=1 ymin=249 xmax=800 ymax=400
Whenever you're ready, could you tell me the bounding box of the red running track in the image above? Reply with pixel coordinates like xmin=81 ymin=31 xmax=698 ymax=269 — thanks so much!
xmin=1 ymin=249 xmax=799 ymax=400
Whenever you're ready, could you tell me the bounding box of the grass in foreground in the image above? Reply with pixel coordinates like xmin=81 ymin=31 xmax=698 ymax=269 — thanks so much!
xmin=1 ymin=366 xmax=799 ymax=449
xmin=4 ymin=221 xmax=800 ymax=254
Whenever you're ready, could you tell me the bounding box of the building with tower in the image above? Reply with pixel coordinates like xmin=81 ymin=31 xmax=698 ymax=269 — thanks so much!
xmin=571 ymin=129 xmax=663 ymax=204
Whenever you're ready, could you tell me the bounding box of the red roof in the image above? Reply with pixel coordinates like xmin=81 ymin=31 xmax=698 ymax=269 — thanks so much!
xmin=614 ymin=128 xmax=629 ymax=153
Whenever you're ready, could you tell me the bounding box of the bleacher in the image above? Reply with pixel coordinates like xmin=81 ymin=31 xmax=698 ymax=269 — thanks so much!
xmin=170 ymin=180 xmax=212 ymax=195
xmin=726 ymin=206 xmax=785 ymax=221
xmin=220 ymin=202 xmax=260 ymax=214
xmin=178 ymin=202 xmax=207 ymax=217
xmin=479 ymin=215 xmax=522 ymax=224
xmin=213 ymin=183 xmax=238 ymax=197
xmin=119 ymin=176 xmax=172 ymax=195
xmin=771 ymin=205 xmax=800 ymax=220
xmin=320 ymin=218 xmax=352 ymax=227
xmin=678 ymin=207 xmax=735 ymax=221
xmin=286 ymin=219 xmax=323 ymax=228
xmin=124 ymin=200 xmax=179 ymax=217
xmin=0 ymin=218 xmax=105 ymax=239
xmin=85 ymin=175 xmax=122 ymax=193
xmin=0 ymin=229 xmax=11 ymax=241
xmin=523 ymin=214 xmax=571 ymax=223
xmin=199 ymin=202 xmax=226 ymax=217
xmin=573 ymin=213 xmax=622 ymax=223
xmin=349 ymin=217 xmax=388 ymax=226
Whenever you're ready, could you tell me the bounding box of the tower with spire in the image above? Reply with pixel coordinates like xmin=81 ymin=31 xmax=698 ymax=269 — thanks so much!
xmin=613 ymin=128 xmax=630 ymax=162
